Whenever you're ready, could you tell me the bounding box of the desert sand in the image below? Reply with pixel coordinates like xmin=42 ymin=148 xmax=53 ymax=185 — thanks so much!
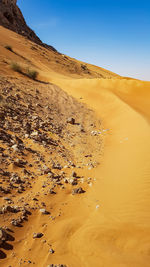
xmin=0 ymin=25 xmax=150 ymax=267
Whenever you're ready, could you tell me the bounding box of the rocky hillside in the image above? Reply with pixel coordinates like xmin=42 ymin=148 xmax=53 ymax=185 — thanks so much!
xmin=0 ymin=74 xmax=102 ymax=265
xmin=0 ymin=0 xmax=57 ymax=51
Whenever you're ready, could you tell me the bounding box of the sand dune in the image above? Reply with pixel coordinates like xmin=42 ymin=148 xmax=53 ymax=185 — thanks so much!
xmin=0 ymin=26 xmax=150 ymax=267
xmin=49 ymin=77 xmax=150 ymax=266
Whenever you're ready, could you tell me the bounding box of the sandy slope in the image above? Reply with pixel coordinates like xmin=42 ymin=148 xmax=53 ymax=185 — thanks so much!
xmin=49 ymin=77 xmax=150 ymax=267
xmin=0 ymin=26 xmax=150 ymax=266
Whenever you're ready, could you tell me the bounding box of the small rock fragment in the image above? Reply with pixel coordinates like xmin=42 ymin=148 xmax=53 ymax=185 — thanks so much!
xmin=72 ymin=187 xmax=85 ymax=195
xmin=67 ymin=117 xmax=75 ymax=125
xmin=33 ymin=232 xmax=43 ymax=239
xmin=39 ymin=209 xmax=50 ymax=215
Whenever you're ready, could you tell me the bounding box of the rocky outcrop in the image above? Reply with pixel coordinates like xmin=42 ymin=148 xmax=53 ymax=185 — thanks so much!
xmin=0 ymin=0 xmax=57 ymax=51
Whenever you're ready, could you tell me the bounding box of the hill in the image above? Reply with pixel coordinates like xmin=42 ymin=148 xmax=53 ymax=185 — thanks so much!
xmin=0 ymin=2 xmax=150 ymax=267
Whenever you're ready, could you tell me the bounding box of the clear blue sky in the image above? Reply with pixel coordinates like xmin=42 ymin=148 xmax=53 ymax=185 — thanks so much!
xmin=18 ymin=0 xmax=150 ymax=80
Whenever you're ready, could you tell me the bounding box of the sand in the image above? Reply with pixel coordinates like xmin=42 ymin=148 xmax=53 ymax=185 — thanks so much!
xmin=0 ymin=26 xmax=150 ymax=267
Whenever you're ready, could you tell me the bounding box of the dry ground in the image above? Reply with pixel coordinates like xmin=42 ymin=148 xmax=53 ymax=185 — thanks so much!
xmin=0 ymin=26 xmax=150 ymax=267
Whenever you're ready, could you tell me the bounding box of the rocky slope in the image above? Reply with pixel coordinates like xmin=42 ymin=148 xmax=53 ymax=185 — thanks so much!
xmin=0 ymin=74 xmax=102 ymax=266
xmin=0 ymin=0 xmax=57 ymax=51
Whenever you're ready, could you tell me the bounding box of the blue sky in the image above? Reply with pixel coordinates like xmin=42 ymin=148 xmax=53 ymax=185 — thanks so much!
xmin=18 ymin=0 xmax=150 ymax=80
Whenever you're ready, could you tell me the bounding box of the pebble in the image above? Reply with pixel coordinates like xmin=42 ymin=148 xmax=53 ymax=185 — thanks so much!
xmin=33 ymin=232 xmax=43 ymax=238
xmin=39 ymin=208 xmax=50 ymax=215
xmin=49 ymin=248 xmax=55 ymax=254
xmin=72 ymin=187 xmax=85 ymax=195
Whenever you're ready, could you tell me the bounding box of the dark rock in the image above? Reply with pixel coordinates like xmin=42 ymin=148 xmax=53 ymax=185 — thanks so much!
xmin=39 ymin=209 xmax=50 ymax=215
xmin=33 ymin=232 xmax=43 ymax=239
xmin=72 ymin=187 xmax=85 ymax=195
xmin=52 ymin=163 xmax=62 ymax=170
xmin=13 ymin=159 xmax=27 ymax=168
xmin=0 ymin=228 xmax=7 ymax=245
xmin=11 ymin=218 xmax=22 ymax=226
xmin=0 ymin=0 xmax=57 ymax=52
xmin=49 ymin=189 xmax=56 ymax=195
xmin=71 ymin=171 xmax=77 ymax=178
xmin=49 ymin=248 xmax=55 ymax=254
xmin=67 ymin=117 xmax=75 ymax=125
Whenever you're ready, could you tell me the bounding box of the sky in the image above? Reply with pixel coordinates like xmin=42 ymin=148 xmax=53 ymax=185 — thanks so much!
xmin=18 ymin=0 xmax=150 ymax=80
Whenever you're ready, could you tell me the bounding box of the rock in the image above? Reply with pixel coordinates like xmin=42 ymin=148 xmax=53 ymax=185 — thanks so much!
xmin=10 ymin=174 xmax=22 ymax=184
xmin=32 ymin=197 xmax=38 ymax=201
xmin=33 ymin=232 xmax=43 ymax=239
xmin=14 ymin=159 xmax=27 ymax=168
xmin=68 ymin=178 xmax=78 ymax=186
xmin=0 ymin=228 xmax=7 ymax=245
xmin=0 ymin=205 xmax=18 ymax=214
xmin=39 ymin=209 xmax=50 ymax=215
xmin=0 ymin=0 xmax=57 ymax=51
xmin=52 ymin=163 xmax=62 ymax=170
xmin=30 ymin=131 xmax=38 ymax=137
xmin=49 ymin=188 xmax=56 ymax=195
xmin=71 ymin=171 xmax=77 ymax=178
xmin=11 ymin=144 xmax=19 ymax=152
xmin=63 ymin=178 xmax=68 ymax=184
xmin=67 ymin=117 xmax=75 ymax=125
xmin=11 ymin=218 xmax=22 ymax=226
xmin=72 ymin=187 xmax=85 ymax=195
xmin=43 ymin=166 xmax=51 ymax=174
xmin=3 ymin=197 xmax=12 ymax=201
xmin=49 ymin=248 xmax=55 ymax=254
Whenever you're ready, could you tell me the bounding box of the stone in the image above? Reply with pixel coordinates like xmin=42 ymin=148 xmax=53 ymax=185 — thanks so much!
xmin=14 ymin=159 xmax=27 ymax=168
xmin=49 ymin=188 xmax=56 ymax=194
xmin=11 ymin=218 xmax=22 ymax=226
xmin=0 ymin=205 xmax=17 ymax=214
xmin=72 ymin=187 xmax=85 ymax=195
xmin=67 ymin=117 xmax=75 ymax=125
xmin=39 ymin=209 xmax=50 ymax=215
xmin=33 ymin=232 xmax=43 ymax=239
xmin=0 ymin=0 xmax=57 ymax=51
xmin=0 ymin=228 xmax=7 ymax=245
xmin=49 ymin=248 xmax=55 ymax=254
xmin=11 ymin=144 xmax=19 ymax=152
xmin=71 ymin=171 xmax=77 ymax=177
xmin=68 ymin=178 xmax=78 ymax=186
xmin=52 ymin=163 xmax=62 ymax=170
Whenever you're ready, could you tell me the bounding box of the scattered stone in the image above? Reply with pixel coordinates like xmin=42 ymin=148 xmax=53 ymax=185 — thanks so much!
xmin=11 ymin=144 xmax=19 ymax=152
xmin=11 ymin=218 xmax=22 ymax=226
xmin=33 ymin=232 xmax=43 ymax=239
xmin=32 ymin=197 xmax=38 ymax=201
xmin=14 ymin=159 xmax=27 ymax=168
xmin=68 ymin=178 xmax=78 ymax=185
xmin=72 ymin=187 xmax=85 ymax=195
xmin=71 ymin=171 xmax=77 ymax=178
xmin=49 ymin=248 xmax=55 ymax=254
xmin=52 ymin=163 xmax=62 ymax=170
xmin=0 ymin=228 xmax=7 ymax=245
xmin=67 ymin=117 xmax=75 ymax=125
xmin=49 ymin=188 xmax=56 ymax=194
xmin=0 ymin=205 xmax=19 ymax=214
xmin=39 ymin=209 xmax=50 ymax=215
